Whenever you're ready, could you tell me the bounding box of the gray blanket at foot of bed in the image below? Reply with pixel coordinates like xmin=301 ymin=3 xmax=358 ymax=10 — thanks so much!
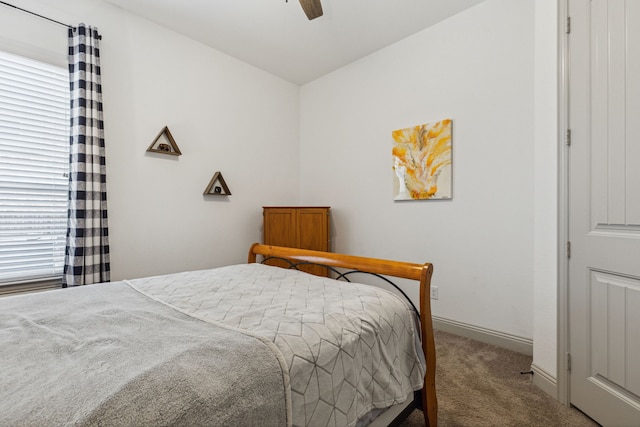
xmin=0 ymin=282 xmax=291 ymax=427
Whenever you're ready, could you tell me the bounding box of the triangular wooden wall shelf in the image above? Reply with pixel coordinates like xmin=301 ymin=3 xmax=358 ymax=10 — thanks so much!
xmin=203 ymin=172 xmax=231 ymax=196
xmin=147 ymin=126 xmax=182 ymax=156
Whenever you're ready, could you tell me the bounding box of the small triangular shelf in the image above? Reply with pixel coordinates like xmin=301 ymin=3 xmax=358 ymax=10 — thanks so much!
xmin=203 ymin=172 xmax=231 ymax=196
xmin=147 ymin=126 xmax=182 ymax=156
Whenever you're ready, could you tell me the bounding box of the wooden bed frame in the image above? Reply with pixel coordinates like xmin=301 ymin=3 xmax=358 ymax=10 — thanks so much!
xmin=248 ymin=243 xmax=437 ymax=427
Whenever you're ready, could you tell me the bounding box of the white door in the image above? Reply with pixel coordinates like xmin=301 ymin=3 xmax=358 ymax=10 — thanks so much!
xmin=568 ymin=1 xmax=640 ymax=426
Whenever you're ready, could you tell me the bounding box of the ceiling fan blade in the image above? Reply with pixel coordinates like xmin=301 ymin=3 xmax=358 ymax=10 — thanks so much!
xmin=299 ymin=0 xmax=323 ymax=20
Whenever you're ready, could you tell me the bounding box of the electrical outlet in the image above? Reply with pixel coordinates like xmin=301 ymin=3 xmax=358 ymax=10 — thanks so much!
xmin=430 ymin=286 xmax=438 ymax=300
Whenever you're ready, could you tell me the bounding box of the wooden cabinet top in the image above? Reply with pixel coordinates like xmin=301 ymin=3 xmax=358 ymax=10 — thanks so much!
xmin=263 ymin=206 xmax=330 ymax=209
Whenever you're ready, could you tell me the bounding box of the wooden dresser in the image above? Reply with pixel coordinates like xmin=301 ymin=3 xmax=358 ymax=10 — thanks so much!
xmin=262 ymin=206 xmax=330 ymax=276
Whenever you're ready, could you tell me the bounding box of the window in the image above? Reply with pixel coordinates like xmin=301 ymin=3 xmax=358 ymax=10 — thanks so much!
xmin=0 ymin=49 xmax=70 ymax=286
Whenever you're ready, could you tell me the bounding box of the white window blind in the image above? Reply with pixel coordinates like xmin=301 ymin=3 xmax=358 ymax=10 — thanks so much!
xmin=0 ymin=50 xmax=70 ymax=285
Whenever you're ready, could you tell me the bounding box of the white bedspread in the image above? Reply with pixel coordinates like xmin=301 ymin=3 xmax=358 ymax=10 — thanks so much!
xmin=127 ymin=263 xmax=425 ymax=427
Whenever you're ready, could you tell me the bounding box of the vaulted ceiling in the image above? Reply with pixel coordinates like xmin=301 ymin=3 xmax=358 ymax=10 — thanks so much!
xmin=104 ymin=0 xmax=486 ymax=85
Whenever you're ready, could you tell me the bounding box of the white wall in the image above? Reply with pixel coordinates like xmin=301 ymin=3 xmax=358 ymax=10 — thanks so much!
xmin=533 ymin=0 xmax=559 ymax=382
xmin=0 ymin=0 xmax=301 ymax=280
xmin=299 ymin=0 xmax=535 ymax=339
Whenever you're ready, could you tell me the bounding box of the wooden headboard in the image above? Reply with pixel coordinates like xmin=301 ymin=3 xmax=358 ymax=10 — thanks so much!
xmin=248 ymin=243 xmax=437 ymax=427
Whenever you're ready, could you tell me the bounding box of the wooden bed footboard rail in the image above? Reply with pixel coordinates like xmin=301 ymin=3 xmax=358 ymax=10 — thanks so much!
xmin=248 ymin=243 xmax=437 ymax=427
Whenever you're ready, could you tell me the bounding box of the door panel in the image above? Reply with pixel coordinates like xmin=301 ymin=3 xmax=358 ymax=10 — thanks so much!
xmin=263 ymin=208 xmax=296 ymax=270
xmin=263 ymin=208 xmax=296 ymax=247
xmin=568 ymin=1 xmax=640 ymax=425
xmin=628 ymin=0 xmax=640 ymax=225
xmin=296 ymin=208 xmax=329 ymax=252
xmin=295 ymin=208 xmax=329 ymax=277
xmin=588 ymin=271 xmax=640 ymax=395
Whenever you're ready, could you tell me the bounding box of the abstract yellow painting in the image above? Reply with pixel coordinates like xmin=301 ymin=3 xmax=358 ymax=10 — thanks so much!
xmin=392 ymin=118 xmax=452 ymax=200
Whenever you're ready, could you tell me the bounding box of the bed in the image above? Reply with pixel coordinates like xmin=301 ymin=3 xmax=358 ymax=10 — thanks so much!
xmin=0 ymin=243 xmax=437 ymax=427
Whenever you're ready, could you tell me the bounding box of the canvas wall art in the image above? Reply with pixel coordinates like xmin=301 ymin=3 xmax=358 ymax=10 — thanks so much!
xmin=392 ymin=118 xmax=452 ymax=200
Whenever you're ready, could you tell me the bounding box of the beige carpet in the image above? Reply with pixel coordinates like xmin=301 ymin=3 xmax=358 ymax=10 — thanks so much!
xmin=398 ymin=330 xmax=599 ymax=427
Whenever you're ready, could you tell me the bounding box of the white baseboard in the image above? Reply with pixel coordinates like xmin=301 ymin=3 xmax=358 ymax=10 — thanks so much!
xmin=531 ymin=363 xmax=558 ymax=399
xmin=432 ymin=315 xmax=533 ymax=356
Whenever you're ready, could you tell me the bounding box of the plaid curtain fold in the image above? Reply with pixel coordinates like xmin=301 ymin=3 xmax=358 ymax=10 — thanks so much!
xmin=63 ymin=24 xmax=110 ymax=287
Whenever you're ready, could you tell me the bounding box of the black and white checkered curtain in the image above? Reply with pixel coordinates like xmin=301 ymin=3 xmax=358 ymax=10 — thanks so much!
xmin=63 ymin=24 xmax=110 ymax=287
